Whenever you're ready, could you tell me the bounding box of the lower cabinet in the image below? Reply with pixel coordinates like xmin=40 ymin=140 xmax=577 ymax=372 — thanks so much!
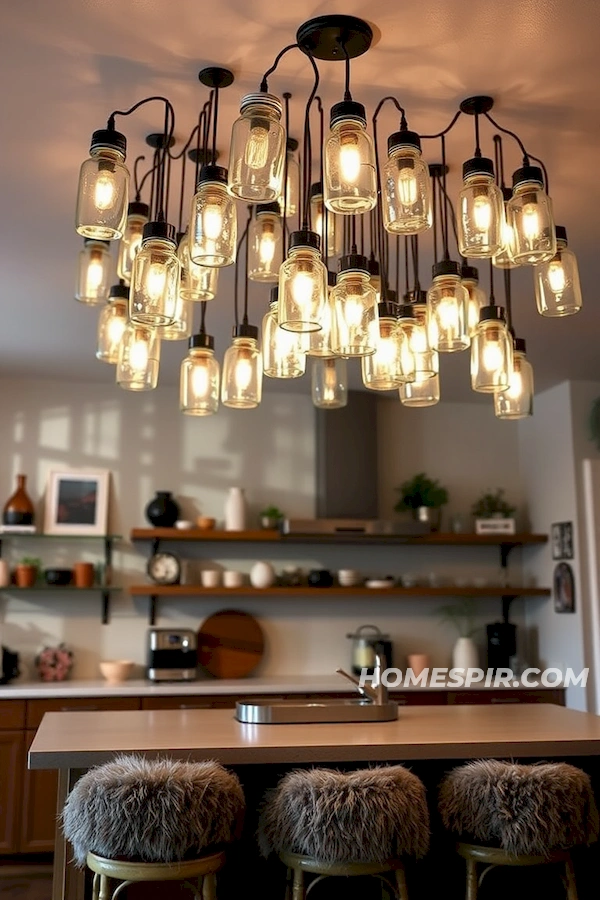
xmin=0 ymin=730 xmax=23 ymax=853
xmin=20 ymin=730 xmax=59 ymax=852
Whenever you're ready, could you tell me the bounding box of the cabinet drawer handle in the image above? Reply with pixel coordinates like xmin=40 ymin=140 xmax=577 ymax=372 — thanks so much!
xmin=490 ymin=697 xmax=521 ymax=704
xmin=60 ymin=705 xmax=99 ymax=712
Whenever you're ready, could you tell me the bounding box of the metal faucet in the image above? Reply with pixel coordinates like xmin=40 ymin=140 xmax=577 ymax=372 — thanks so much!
xmin=336 ymin=653 xmax=388 ymax=705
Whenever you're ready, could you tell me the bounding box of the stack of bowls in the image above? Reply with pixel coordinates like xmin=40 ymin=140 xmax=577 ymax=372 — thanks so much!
xmin=337 ymin=569 xmax=363 ymax=587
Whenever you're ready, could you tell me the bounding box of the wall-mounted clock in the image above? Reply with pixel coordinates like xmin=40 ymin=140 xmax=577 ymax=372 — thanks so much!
xmin=147 ymin=552 xmax=181 ymax=585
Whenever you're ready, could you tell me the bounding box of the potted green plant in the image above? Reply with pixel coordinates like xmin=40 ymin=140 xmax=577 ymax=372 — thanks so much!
xmin=438 ymin=599 xmax=479 ymax=672
xmin=471 ymin=489 xmax=516 ymax=534
xmin=15 ymin=556 xmax=42 ymax=588
xmin=259 ymin=505 xmax=285 ymax=530
xmin=394 ymin=472 xmax=449 ymax=531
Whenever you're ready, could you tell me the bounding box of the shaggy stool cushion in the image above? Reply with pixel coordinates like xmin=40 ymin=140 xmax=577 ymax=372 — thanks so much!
xmin=62 ymin=754 xmax=245 ymax=866
xmin=439 ymin=759 xmax=599 ymax=857
xmin=259 ymin=765 xmax=429 ymax=864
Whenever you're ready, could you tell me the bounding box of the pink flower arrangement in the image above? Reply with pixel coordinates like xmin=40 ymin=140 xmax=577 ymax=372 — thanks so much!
xmin=35 ymin=644 xmax=74 ymax=682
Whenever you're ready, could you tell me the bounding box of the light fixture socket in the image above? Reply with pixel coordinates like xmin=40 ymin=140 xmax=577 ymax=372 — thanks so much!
xmin=108 ymin=283 xmax=129 ymax=301
xmin=398 ymin=303 xmax=418 ymax=319
xmin=339 ymin=252 xmax=368 ymax=274
xmin=127 ymin=201 xmax=149 ymax=218
xmin=189 ymin=332 xmax=215 ymax=350
xmin=555 ymin=225 xmax=568 ymax=244
xmin=460 ymin=264 xmax=479 ymax=281
xmin=512 ymin=165 xmax=544 ymax=188
xmin=403 ymin=289 xmax=428 ymax=304
xmin=83 ymin=237 xmax=110 ymax=247
xmin=367 ymin=255 xmax=380 ymax=277
xmin=330 ymin=100 xmax=367 ymax=128
xmin=513 ymin=336 xmax=527 ymax=354
xmin=256 ymin=202 xmax=281 ymax=217
xmin=286 ymin=137 xmax=299 ymax=153
xmin=197 ymin=164 xmax=228 ymax=186
xmin=463 ymin=156 xmax=494 ymax=180
xmin=432 ymin=259 xmax=461 ymax=279
xmin=142 ymin=221 xmax=176 ymax=245
xmin=388 ymin=130 xmax=421 ymax=154
xmin=90 ymin=128 xmax=127 ymax=155
xmin=385 ymin=289 xmax=398 ymax=304
xmin=309 ymin=181 xmax=324 ymax=200
xmin=232 ymin=323 xmax=259 ymax=340
xmin=240 ymin=92 xmax=282 ymax=116
xmin=501 ymin=186 xmax=513 ymax=203
xmin=188 ymin=147 xmax=220 ymax=165
xmin=378 ymin=300 xmax=399 ymax=318
xmin=327 ymin=270 xmax=337 ymax=288
xmin=289 ymin=230 xmax=321 ymax=252
xmin=479 ymin=305 xmax=507 ymax=324
xmin=269 ymin=285 xmax=279 ymax=305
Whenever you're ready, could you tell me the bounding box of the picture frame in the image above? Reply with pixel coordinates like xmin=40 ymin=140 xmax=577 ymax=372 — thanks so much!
xmin=43 ymin=470 xmax=110 ymax=536
xmin=551 ymin=521 xmax=574 ymax=560
xmin=553 ymin=561 xmax=576 ymax=614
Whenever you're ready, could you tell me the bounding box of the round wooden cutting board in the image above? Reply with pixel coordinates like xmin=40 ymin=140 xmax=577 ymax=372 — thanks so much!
xmin=197 ymin=609 xmax=265 ymax=678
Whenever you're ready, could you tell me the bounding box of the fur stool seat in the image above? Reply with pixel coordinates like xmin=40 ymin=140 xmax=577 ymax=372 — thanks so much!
xmin=62 ymin=754 xmax=245 ymax=866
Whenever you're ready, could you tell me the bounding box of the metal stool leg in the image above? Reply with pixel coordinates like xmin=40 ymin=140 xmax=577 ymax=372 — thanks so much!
xmin=202 ymin=872 xmax=217 ymax=900
xmin=466 ymin=858 xmax=478 ymax=900
xmin=291 ymin=867 xmax=305 ymax=900
xmin=564 ymin=854 xmax=578 ymax=900
xmin=395 ymin=867 xmax=409 ymax=900
xmin=98 ymin=875 xmax=111 ymax=900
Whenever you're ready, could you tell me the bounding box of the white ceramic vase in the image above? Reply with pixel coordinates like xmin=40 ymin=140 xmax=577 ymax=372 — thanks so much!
xmin=250 ymin=560 xmax=276 ymax=589
xmin=224 ymin=487 xmax=247 ymax=531
xmin=452 ymin=636 xmax=479 ymax=673
xmin=0 ymin=559 xmax=9 ymax=588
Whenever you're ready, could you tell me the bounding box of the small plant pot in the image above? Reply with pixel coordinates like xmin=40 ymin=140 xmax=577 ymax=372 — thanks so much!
xmin=260 ymin=515 xmax=280 ymax=530
xmin=73 ymin=562 xmax=95 ymax=588
xmin=15 ymin=565 xmax=37 ymax=588
xmin=413 ymin=506 xmax=442 ymax=532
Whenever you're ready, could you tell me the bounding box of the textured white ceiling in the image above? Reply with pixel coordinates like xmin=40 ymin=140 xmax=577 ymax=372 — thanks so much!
xmin=1 ymin=0 xmax=600 ymax=401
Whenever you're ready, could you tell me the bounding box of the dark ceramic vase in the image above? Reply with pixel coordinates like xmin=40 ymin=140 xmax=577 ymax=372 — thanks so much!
xmin=3 ymin=474 xmax=34 ymax=526
xmin=145 ymin=491 xmax=180 ymax=527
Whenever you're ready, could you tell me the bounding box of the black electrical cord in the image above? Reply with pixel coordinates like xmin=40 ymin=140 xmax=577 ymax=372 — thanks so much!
xmin=133 ymin=156 xmax=146 ymax=200
xmin=260 ymin=43 xmax=299 ymax=92
xmin=301 ymin=52 xmax=320 ymax=230
xmin=233 ymin=208 xmax=253 ymax=328
xmin=282 ymin=92 xmax=291 ymax=257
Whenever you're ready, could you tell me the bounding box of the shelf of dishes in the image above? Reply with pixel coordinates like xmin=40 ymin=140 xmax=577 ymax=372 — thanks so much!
xmin=129 ymin=585 xmax=551 ymax=597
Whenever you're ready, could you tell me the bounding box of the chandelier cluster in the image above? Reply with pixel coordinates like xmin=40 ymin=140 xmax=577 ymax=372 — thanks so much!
xmin=74 ymin=15 xmax=583 ymax=420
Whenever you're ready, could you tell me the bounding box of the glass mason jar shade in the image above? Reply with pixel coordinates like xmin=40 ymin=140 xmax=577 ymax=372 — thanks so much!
xmin=159 ymin=291 xmax=192 ymax=341
xmin=507 ymin=166 xmax=556 ymax=265
xmin=331 ymin=256 xmax=379 ymax=357
xmin=307 ymin=272 xmax=337 ymax=357
xmin=458 ymin=158 xmax=503 ymax=258
xmin=324 ymin=102 xmax=377 ymax=214
xmin=494 ymin=339 xmax=534 ymax=419
xmin=190 ymin=167 xmax=237 ymax=267
xmin=382 ymin=131 xmax=432 ymax=235
xmin=180 ymin=334 xmax=220 ymax=415
xmin=280 ymin=145 xmax=300 ymax=218
xmin=278 ymin=232 xmax=327 ymax=332
xmin=76 ymin=238 xmax=111 ymax=305
xmin=310 ymin=183 xmax=342 ymax=258
xmin=178 ymin=230 xmax=218 ymax=301
xmin=96 ymin=283 xmax=128 ymax=363
xmin=129 ymin=223 xmax=180 ymax=326
xmin=362 ymin=308 xmax=404 ymax=390
xmin=248 ymin=204 xmax=283 ymax=282
xmin=534 ymin=227 xmax=582 ymax=317
xmin=427 ymin=262 xmax=470 ymax=352
xmin=228 ymin=93 xmax=285 ymax=202
xmin=221 ymin=328 xmax=262 ymax=408
xmin=312 ymin=357 xmax=348 ymax=409
xmin=403 ymin=298 xmax=439 ymax=379
xmin=461 ymin=266 xmax=487 ymax=337
xmin=399 ymin=373 xmax=440 ymax=407
xmin=262 ymin=294 xmax=307 ymax=378
xmin=117 ymin=323 xmax=160 ymax=391
xmin=117 ymin=201 xmax=149 ymax=284
xmin=492 ymin=192 xmax=518 ymax=269
xmin=76 ymin=130 xmax=129 ymax=239
xmin=470 ymin=306 xmax=513 ymax=393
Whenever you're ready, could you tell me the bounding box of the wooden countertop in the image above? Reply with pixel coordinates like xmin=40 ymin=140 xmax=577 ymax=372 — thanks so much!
xmin=28 ymin=704 xmax=600 ymax=769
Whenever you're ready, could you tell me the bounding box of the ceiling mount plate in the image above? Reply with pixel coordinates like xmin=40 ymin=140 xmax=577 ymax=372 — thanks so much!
xmin=198 ymin=67 xmax=234 ymax=89
xmin=460 ymin=95 xmax=494 ymax=116
xmin=296 ymin=15 xmax=373 ymax=61
xmin=428 ymin=163 xmax=449 ymax=178
xmin=187 ymin=147 xmax=219 ymax=164
xmin=145 ymin=133 xmax=175 ymax=149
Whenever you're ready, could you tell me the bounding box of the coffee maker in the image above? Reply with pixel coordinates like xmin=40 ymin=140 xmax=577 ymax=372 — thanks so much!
xmin=1 ymin=646 xmax=20 ymax=684
xmin=487 ymin=622 xmax=517 ymax=671
xmin=347 ymin=625 xmax=393 ymax=676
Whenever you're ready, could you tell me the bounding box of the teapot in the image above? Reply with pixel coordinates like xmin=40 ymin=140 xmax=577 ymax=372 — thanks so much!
xmin=346 ymin=624 xmax=392 ymax=676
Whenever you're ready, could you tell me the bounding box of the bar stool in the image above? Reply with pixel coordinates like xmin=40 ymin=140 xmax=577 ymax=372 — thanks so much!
xmin=62 ymin=754 xmax=245 ymax=900
xmin=259 ymin=765 xmax=430 ymax=899
xmin=438 ymin=759 xmax=599 ymax=900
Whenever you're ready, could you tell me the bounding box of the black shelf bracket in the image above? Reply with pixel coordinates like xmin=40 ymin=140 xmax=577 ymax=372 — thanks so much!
xmin=499 ymin=542 xmax=517 ymax=569
xmin=501 ymin=594 xmax=518 ymax=624
xmin=101 ymin=591 xmax=110 ymax=625
xmin=149 ymin=595 xmax=157 ymax=626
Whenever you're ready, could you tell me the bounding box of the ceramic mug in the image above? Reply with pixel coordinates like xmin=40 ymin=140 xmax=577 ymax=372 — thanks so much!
xmin=201 ymin=569 xmax=221 ymax=589
xmin=407 ymin=653 xmax=429 ymax=677
xmin=73 ymin=562 xmax=95 ymax=588
xmin=223 ymin=570 xmax=244 ymax=588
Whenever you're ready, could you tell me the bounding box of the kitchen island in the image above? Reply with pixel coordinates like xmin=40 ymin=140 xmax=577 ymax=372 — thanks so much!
xmin=30 ymin=703 xmax=600 ymax=900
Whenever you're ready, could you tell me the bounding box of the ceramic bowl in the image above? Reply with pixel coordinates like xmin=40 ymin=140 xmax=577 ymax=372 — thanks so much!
xmin=44 ymin=568 xmax=73 ymax=586
xmin=175 ymin=519 xmax=193 ymax=530
xmin=99 ymin=660 xmax=134 ymax=684
xmin=196 ymin=516 xmax=216 ymax=531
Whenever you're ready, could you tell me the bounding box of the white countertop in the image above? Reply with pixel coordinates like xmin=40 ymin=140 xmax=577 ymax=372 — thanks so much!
xmin=0 ymin=674 xmax=562 ymax=699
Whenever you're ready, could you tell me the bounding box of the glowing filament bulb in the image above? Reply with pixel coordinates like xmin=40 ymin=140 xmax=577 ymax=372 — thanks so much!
xmin=437 ymin=296 xmax=460 ymax=331
xmin=146 ymin=263 xmax=166 ymax=301
xmin=94 ymin=171 xmax=116 ymax=210
xmin=244 ymin=123 xmax=270 ymax=169
xmin=473 ymin=195 xmax=492 ymax=231
xmin=344 ymin=294 xmax=364 ymax=328
xmin=129 ymin=338 xmax=149 ymax=372
xmin=522 ymin=202 xmax=540 ymax=241
xmin=482 ymin=341 xmax=503 ymax=372
xmin=234 ymin=355 xmax=253 ymax=391
xmin=259 ymin=228 xmax=276 ymax=265
xmin=291 ymin=271 xmax=315 ymax=312
xmin=192 ymin=362 xmax=210 ymax=397
xmin=339 ymin=132 xmax=361 ymax=183
xmin=323 ymin=360 xmax=338 ymax=401
xmin=86 ymin=259 xmax=104 ymax=292
xmin=203 ymin=202 xmax=223 ymax=241
xmin=548 ymin=260 xmax=566 ymax=296
xmin=107 ymin=316 xmax=126 ymax=346
xmin=397 ymin=167 xmax=418 ymax=206
xmin=410 ymin=326 xmax=428 ymax=353
xmin=505 ymin=367 xmax=523 ymax=400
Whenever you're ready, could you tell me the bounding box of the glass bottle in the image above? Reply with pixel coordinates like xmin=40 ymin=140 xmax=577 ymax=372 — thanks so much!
xmin=331 ymin=254 xmax=379 ymax=357
xmin=228 ymin=93 xmax=285 ymax=202
xmin=399 ymin=373 xmax=441 ymax=407
xmin=180 ymin=333 xmax=220 ymax=415
xmin=116 ymin=323 xmax=160 ymax=391
xmin=96 ymin=282 xmax=128 ymax=363
xmin=76 ymin=239 xmax=111 ymax=305
xmin=262 ymin=289 xmax=307 ymax=378
xmin=129 ymin=222 xmax=180 ymax=326
xmin=278 ymin=231 xmax=327 ymax=332
xmin=324 ymin=101 xmax=377 ymax=214
xmin=461 ymin=265 xmax=487 ymax=337
xmin=534 ymin=226 xmax=582 ymax=317
xmin=310 ymin=183 xmax=342 ymax=258
xmin=427 ymin=261 xmax=470 ymax=352
xmin=76 ymin=128 xmax=129 ymax=239
xmin=470 ymin=306 xmax=513 ymax=393
xmin=178 ymin=230 xmax=218 ymax=301
xmin=3 ymin=474 xmax=35 ymax=526
xmin=494 ymin=338 xmax=534 ymax=419
xmin=362 ymin=302 xmax=403 ymax=390
xmin=248 ymin=203 xmax=283 ymax=282
xmin=458 ymin=157 xmax=503 ymax=258
xmin=507 ymin=165 xmax=556 ymax=265
xmin=382 ymin=129 xmax=432 ymax=234
xmin=117 ymin=201 xmax=149 ymax=284
xmin=189 ymin=165 xmax=237 ymax=267
xmin=221 ymin=326 xmax=263 ymax=409
xmin=311 ymin=357 xmax=348 ymax=409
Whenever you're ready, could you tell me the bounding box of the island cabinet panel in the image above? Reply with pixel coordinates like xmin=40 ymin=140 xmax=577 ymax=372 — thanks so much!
xmin=141 ymin=696 xmax=239 ymax=711
xmin=0 ymin=699 xmax=26 ymax=730
xmin=20 ymin=730 xmax=58 ymax=852
xmin=447 ymin=688 xmax=565 ymax=705
xmin=0 ymin=730 xmax=24 ymax=853
xmin=26 ymin=697 xmax=141 ymax=729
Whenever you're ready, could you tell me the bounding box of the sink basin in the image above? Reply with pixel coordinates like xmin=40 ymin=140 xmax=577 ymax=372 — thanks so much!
xmin=235 ymin=698 xmax=398 ymax=724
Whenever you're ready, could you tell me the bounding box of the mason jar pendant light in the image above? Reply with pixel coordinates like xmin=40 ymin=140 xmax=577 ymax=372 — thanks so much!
xmin=280 ymin=138 xmax=300 ymax=218
xmin=494 ymin=337 xmax=534 ymax=419
xmin=307 ymin=272 xmax=337 ymax=357
xmin=76 ymin=238 xmax=111 ymax=305
xmin=311 ymin=356 xmax=348 ymax=409
xmin=180 ymin=329 xmax=220 ymax=416
xmin=248 ymin=203 xmax=283 ymax=282
xmin=159 ymin=291 xmax=192 ymax=342
xmin=399 ymin=373 xmax=440 ymax=407
xmin=229 ymin=92 xmax=285 ymax=201
xmin=382 ymin=127 xmax=432 ymax=234
xmin=471 ymin=305 xmax=513 ymax=393
xmin=460 ymin=265 xmax=487 ymax=338
xmin=278 ymin=230 xmax=327 ymax=332
xmin=221 ymin=324 xmax=263 ymax=408
xmin=492 ymin=188 xmax=518 ymax=269
xmin=401 ymin=294 xmax=438 ymax=380
xmin=129 ymin=221 xmax=180 ymax=326
xmin=362 ymin=301 xmax=404 ymax=390
xmin=324 ymin=100 xmax=377 ymax=214
xmin=96 ymin=282 xmax=128 ymax=363
xmin=76 ymin=127 xmax=129 ymax=239
xmin=394 ymin=302 xmax=418 ymax=384
xmin=310 ymin=183 xmax=343 ymax=258
xmin=177 ymin=230 xmax=218 ymax=301
xmin=331 ymin=252 xmax=378 ymax=356
xmin=190 ymin=165 xmax=237 ymax=267
xmin=534 ymin=226 xmax=582 ymax=317
xmin=116 ymin=323 xmax=161 ymax=391
xmin=262 ymin=288 xmax=307 ymax=378
xmin=117 ymin=201 xmax=149 ymax=284
xmin=507 ymin=165 xmax=556 ymax=265
xmin=458 ymin=157 xmax=503 ymax=258
xmin=427 ymin=260 xmax=470 ymax=353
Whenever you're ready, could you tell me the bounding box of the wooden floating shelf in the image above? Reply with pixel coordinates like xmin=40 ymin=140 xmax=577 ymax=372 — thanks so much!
xmin=3 ymin=586 xmax=121 ymax=592
xmin=129 ymin=584 xmax=551 ymax=598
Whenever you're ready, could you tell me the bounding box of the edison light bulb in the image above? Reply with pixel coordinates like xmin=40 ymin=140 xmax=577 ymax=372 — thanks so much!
xmin=492 ymin=195 xmax=518 ymax=269
xmin=330 ymin=256 xmax=378 ymax=357
xmin=228 ymin=93 xmax=285 ymax=202
xmin=244 ymin=123 xmax=269 ymax=170
xmin=76 ymin=238 xmax=110 ymax=305
xmin=473 ymin=195 xmax=492 ymax=231
xmin=86 ymin=259 xmax=104 ymax=293
xmin=179 ymin=334 xmax=220 ymax=416
xmin=311 ymin=357 xmax=348 ymax=409
xmin=494 ymin=339 xmax=534 ymax=419
xmin=117 ymin=324 xmax=160 ymax=391
xmin=291 ymin=271 xmax=315 ymax=312
xmin=324 ymin=102 xmax=377 ymax=213
xmin=339 ymin=132 xmax=361 ymax=183
xmin=146 ymin=263 xmax=167 ymax=301
xmin=427 ymin=262 xmax=469 ymax=352
xmin=94 ymin=171 xmax=116 ymax=210
xmin=470 ymin=307 xmax=513 ymax=393
xmin=262 ymin=294 xmax=307 ymax=378
xmin=382 ymin=131 xmax=432 ymax=234
xmin=547 ymin=260 xmax=566 ymax=295
xmin=482 ymin=341 xmax=503 ymax=372
xmin=107 ymin=315 xmax=125 ymax=345
xmin=130 ymin=222 xmax=179 ymax=326
xmin=96 ymin=283 xmax=128 ymax=363
xmin=508 ymin=165 xmax=556 ymax=265
xmin=278 ymin=232 xmax=327 ymax=332
xmin=203 ymin=201 xmax=223 ymax=241
xmin=190 ymin=168 xmax=237 ymax=267
xmin=221 ymin=330 xmax=262 ymax=409
xmin=458 ymin=159 xmax=502 ymax=258
xmin=461 ymin=266 xmax=486 ymax=337
xmin=534 ymin=227 xmax=582 ymax=316
xmin=362 ymin=309 xmax=403 ymax=391
xmin=76 ymin=128 xmax=129 ymax=239
xmin=130 ymin=337 xmax=149 ymax=372
xmin=259 ymin=232 xmax=276 ymax=265
xmin=397 ymin=167 xmax=418 ymax=206
xmin=192 ymin=361 xmax=210 ymax=397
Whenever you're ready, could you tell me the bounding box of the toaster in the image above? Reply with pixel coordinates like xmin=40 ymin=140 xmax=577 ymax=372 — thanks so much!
xmin=147 ymin=629 xmax=198 ymax=682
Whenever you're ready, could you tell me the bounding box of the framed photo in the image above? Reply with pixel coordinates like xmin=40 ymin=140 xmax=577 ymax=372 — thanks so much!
xmin=554 ymin=561 xmax=576 ymax=613
xmin=551 ymin=521 xmax=574 ymax=560
xmin=44 ymin=470 xmax=110 ymax=536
